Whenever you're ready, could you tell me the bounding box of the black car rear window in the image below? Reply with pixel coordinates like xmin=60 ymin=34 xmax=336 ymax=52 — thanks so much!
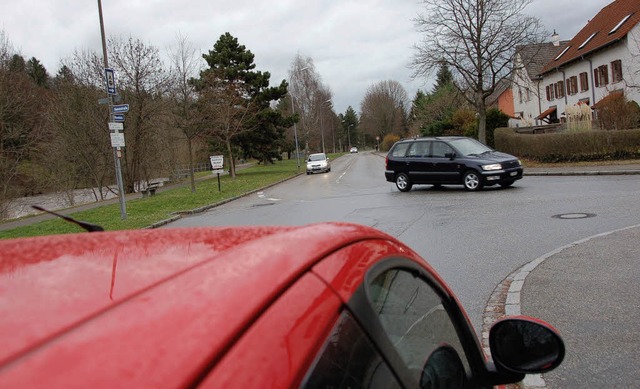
xmin=391 ymin=143 xmax=411 ymax=157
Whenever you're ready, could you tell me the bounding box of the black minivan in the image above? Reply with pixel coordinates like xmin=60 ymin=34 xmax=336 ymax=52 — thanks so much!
xmin=385 ymin=136 xmax=523 ymax=192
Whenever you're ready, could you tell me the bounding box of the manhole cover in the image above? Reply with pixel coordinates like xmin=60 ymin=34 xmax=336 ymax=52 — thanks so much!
xmin=552 ymin=213 xmax=596 ymax=220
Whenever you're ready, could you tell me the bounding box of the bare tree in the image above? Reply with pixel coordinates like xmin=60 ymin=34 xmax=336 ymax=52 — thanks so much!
xmin=0 ymin=30 xmax=13 ymax=65
xmin=360 ymin=80 xmax=409 ymax=146
xmin=412 ymin=0 xmax=546 ymax=143
xmin=0 ymin=31 xmax=48 ymax=218
xmin=46 ymin=71 xmax=114 ymax=201
xmin=288 ymin=54 xmax=323 ymax=152
xmin=108 ymin=36 xmax=172 ymax=192
xmin=313 ymin=86 xmax=334 ymax=154
xmin=167 ymin=33 xmax=203 ymax=192
xmin=44 ymin=49 xmax=116 ymax=201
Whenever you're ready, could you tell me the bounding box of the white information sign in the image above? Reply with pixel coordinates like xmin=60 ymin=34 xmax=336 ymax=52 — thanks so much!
xmin=110 ymin=132 xmax=125 ymax=147
xmin=108 ymin=122 xmax=124 ymax=131
xmin=209 ymin=155 xmax=224 ymax=169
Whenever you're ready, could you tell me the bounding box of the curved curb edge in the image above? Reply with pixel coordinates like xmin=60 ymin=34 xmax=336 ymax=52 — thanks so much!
xmin=481 ymin=223 xmax=640 ymax=389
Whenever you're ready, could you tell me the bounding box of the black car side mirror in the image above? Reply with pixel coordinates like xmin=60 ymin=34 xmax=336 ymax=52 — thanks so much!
xmin=445 ymin=152 xmax=456 ymax=160
xmin=489 ymin=317 xmax=565 ymax=374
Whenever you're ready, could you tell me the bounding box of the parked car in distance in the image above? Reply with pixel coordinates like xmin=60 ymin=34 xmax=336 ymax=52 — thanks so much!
xmin=306 ymin=152 xmax=330 ymax=174
xmin=385 ymin=136 xmax=523 ymax=192
xmin=0 ymin=223 xmax=564 ymax=388
xmin=350 ymin=146 xmax=358 ymax=153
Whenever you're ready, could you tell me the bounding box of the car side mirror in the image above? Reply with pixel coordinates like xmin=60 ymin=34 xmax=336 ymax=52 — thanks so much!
xmin=445 ymin=152 xmax=456 ymax=160
xmin=489 ymin=317 xmax=565 ymax=374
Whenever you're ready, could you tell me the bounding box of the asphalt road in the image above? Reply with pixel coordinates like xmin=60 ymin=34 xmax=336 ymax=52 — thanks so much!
xmin=168 ymin=152 xmax=640 ymax=323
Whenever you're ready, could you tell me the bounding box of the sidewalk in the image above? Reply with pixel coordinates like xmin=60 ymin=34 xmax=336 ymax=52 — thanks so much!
xmin=481 ymin=187 xmax=640 ymax=389
xmin=518 ymin=226 xmax=640 ymax=388
xmin=524 ymin=162 xmax=640 ymax=176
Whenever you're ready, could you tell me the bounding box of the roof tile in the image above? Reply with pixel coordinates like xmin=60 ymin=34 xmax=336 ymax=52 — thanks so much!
xmin=541 ymin=0 xmax=640 ymax=74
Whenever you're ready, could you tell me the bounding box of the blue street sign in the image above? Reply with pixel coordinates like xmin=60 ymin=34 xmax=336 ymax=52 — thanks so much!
xmin=104 ymin=68 xmax=116 ymax=95
xmin=112 ymin=104 xmax=129 ymax=113
xmin=113 ymin=114 xmax=125 ymax=122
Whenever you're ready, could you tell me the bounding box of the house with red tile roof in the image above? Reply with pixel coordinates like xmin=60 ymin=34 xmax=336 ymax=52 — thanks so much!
xmin=511 ymin=0 xmax=640 ymax=128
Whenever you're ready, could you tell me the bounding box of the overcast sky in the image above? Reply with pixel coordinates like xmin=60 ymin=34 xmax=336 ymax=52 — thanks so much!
xmin=1 ymin=0 xmax=611 ymax=114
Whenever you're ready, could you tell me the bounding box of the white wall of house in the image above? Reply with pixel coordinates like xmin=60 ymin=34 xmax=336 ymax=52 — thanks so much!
xmin=622 ymin=24 xmax=640 ymax=102
xmin=511 ymin=55 xmax=544 ymax=127
xmin=511 ymin=23 xmax=640 ymax=128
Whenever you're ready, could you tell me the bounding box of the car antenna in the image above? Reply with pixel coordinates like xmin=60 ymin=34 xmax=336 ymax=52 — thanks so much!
xmin=31 ymin=205 xmax=104 ymax=232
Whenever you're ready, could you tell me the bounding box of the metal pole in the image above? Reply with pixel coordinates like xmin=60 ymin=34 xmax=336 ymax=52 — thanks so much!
xmin=320 ymin=114 xmax=325 ymax=154
xmin=98 ymin=0 xmax=126 ymax=219
xmin=291 ymin=97 xmax=301 ymax=170
xmin=320 ymin=99 xmax=331 ymax=154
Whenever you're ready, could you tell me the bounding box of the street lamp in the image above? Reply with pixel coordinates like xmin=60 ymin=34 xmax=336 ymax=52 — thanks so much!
xmin=291 ymin=97 xmax=301 ymax=170
xmin=320 ymin=99 xmax=331 ymax=154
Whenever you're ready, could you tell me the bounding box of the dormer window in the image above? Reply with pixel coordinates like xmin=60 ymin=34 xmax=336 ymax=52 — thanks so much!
xmin=554 ymin=46 xmax=570 ymax=61
xmin=578 ymin=32 xmax=598 ymax=50
xmin=610 ymin=14 xmax=632 ymax=34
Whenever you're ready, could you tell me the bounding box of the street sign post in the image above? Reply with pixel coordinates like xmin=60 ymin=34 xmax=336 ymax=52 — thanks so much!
xmin=108 ymin=122 xmax=124 ymax=131
xmin=112 ymin=104 xmax=129 ymax=113
xmin=98 ymin=0 xmax=127 ymax=220
xmin=105 ymin=68 xmax=116 ymax=95
xmin=110 ymin=132 xmax=125 ymax=148
xmin=113 ymin=114 xmax=125 ymax=122
xmin=209 ymin=155 xmax=224 ymax=170
xmin=210 ymin=155 xmax=224 ymax=192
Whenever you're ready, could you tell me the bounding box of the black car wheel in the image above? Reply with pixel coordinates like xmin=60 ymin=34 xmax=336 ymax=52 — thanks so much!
xmin=463 ymin=170 xmax=483 ymax=191
xmin=396 ymin=173 xmax=412 ymax=192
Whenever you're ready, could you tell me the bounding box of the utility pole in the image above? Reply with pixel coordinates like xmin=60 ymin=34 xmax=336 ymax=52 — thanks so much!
xmin=97 ymin=0 xmax=127 ymax=219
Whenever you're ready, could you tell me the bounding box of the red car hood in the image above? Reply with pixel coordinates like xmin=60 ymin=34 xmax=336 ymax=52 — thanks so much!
xmin=0 ymin=223 xmax=389 ymax=387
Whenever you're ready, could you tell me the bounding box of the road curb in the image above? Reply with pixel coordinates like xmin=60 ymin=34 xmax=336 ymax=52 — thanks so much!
xmin=525 ymin=170 xmax=640 ymax=176
xmin=144 ymin=172 xmax=305 ymax=229
xmin=481 ymin=223 xmax=640 ymax=389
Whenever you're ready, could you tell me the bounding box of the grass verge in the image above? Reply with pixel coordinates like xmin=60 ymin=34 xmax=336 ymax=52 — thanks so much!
xmin=0 ymin=156 xmax=335 ymax=239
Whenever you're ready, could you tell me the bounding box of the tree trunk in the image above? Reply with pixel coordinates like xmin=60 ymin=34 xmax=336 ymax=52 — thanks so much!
xmin=477 ymin=94 xmax=487 ymax=144
xmin=187 ymin=138 xmax=196 ymax=193
xmin=226 ymin=139 xmax=236 ymax=179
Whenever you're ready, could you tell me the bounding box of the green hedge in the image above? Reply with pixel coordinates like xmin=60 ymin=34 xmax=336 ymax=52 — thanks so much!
xmin=494 ymin=127 xmax=640 ymax=162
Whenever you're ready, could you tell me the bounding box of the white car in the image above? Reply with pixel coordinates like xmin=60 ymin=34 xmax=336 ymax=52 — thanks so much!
xmin=350 ymin=147 xmax=358 ymax=153
xmin=306 ymin=153 xmax=330 ymax=174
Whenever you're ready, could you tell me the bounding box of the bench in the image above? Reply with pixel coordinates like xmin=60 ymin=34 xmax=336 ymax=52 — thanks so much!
xmin=141 ymin=183 xmax=160 ymax=197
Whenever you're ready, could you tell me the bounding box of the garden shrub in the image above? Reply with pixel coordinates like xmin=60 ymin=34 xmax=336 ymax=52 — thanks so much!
xmin=495 ymin=127 xmax=640 ymax=162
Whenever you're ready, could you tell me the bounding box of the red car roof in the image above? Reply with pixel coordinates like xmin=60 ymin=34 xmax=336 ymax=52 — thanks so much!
xmin=0 ymin=223 xmax=397 ymax=387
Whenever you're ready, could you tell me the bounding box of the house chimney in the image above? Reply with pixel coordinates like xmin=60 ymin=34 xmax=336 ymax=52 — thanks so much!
xmin=552 ymin=30 xmax=560 ymax=46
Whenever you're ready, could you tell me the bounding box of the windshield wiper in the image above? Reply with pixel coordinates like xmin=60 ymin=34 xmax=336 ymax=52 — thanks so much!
xmin=32 ymin=205 xmax=104 ymax=232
